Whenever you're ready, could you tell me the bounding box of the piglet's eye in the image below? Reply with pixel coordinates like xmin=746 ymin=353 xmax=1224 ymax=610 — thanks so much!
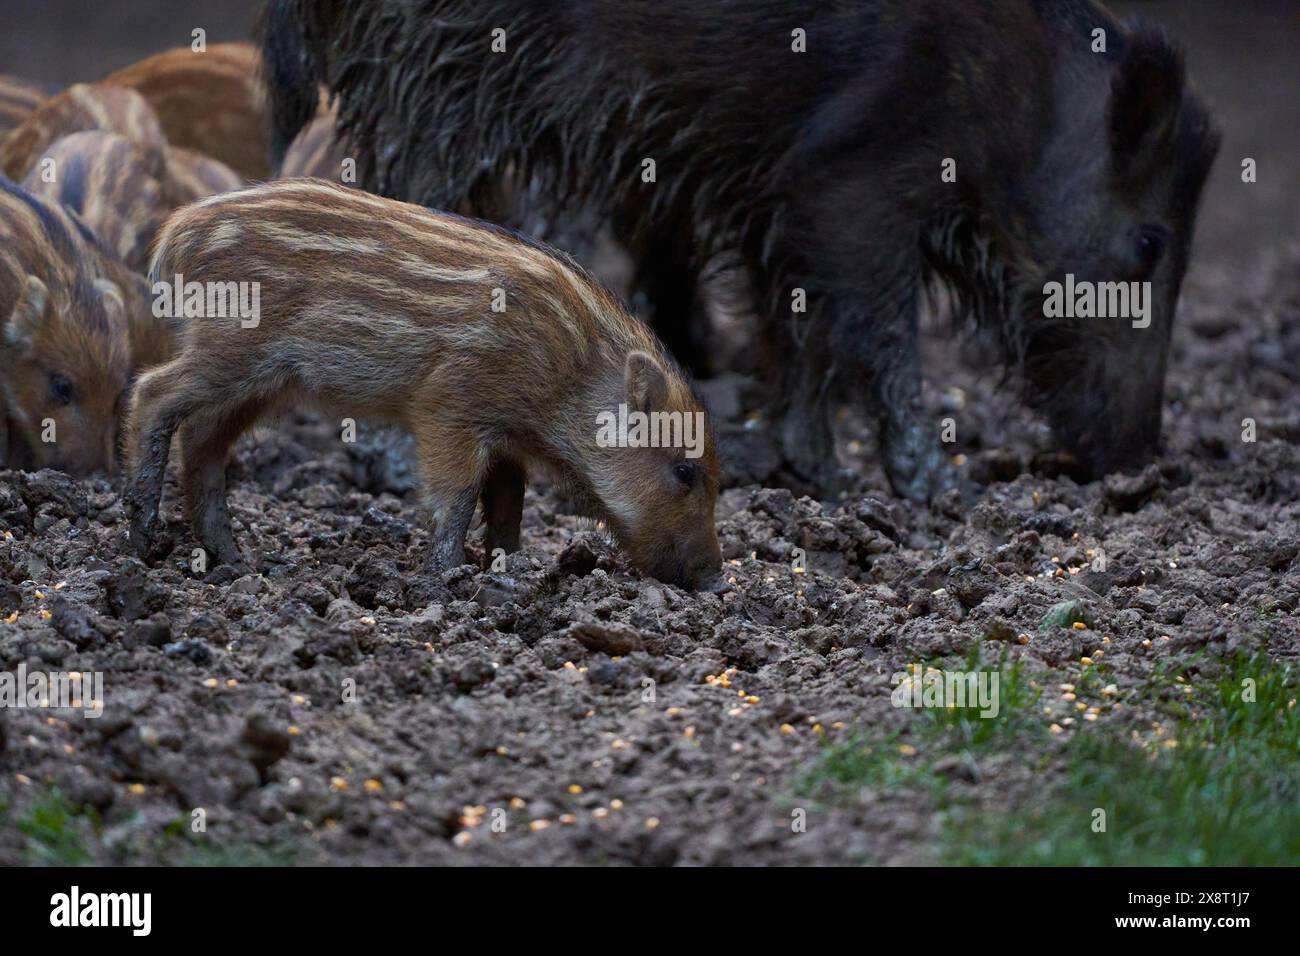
xmin=672 ymin=461 xmax=697 ymax=488
xmin=48 ymin=372 xmax=74 ymax=406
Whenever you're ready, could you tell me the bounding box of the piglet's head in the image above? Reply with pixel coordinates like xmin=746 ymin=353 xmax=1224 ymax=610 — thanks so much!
xmin=595 ymin=350 xmax=726 ymax=593
xmin=3 ymin=274 xmax=132 ymax=475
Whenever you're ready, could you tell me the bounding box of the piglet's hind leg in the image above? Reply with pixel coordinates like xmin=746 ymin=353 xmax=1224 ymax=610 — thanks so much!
xmin=178 ymin=399 xmax=263 ymax=568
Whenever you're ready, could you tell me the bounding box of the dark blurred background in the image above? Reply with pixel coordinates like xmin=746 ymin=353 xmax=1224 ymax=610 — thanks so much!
xmin=0 ymin=0 xmax=261 ymax=81
xmin=0 ymin=0 xmax=1296 ymax=279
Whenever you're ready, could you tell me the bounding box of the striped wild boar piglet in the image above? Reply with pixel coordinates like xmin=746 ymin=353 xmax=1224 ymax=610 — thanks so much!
xmin=22 ymin=131 xmax=170 ymax=273
xmin=126 ymin=180 xmax=726 ymax=591
xmin=1 ymin=176 xmax=132 ymax=474
xmin=0 ymin=83 xmax=168 ymax=181
xmin=166 ymin=147 xmax=244 ymax=207
xmin=20 ymin=132 xmax=244 ymax=272
xmin=101 ymin=43 xmax=272 ymax=181
xmin=12 ymin=130 xmax=177 ymax=371
xmin=0 ymin=75 xmax=58 ymax=138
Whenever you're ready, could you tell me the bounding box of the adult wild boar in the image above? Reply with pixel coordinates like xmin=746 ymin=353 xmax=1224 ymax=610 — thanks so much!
xmin=262 ymin=0 xmax=1220 ymax=501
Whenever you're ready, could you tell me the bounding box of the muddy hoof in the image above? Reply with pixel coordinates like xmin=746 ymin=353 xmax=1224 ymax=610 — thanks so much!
xmin=127 ymin=520 xmax=169 ymax=562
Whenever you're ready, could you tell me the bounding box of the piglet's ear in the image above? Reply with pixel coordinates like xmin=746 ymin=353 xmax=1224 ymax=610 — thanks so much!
xmin=625 ymin=350 xmax=670 ymax=415
xmin=1109 ymin=32 xmax=1185 ymax=178
xmin=93 ymin=278 xmax=125 ymax=327
xmin=4 ymin=275 xmax=49 ymax=354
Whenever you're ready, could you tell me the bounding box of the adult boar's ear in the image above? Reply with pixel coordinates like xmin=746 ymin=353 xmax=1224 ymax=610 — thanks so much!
xmin=1109 ymin=32 xmax=1185 ymax=180
xmin=4 ymin=275 xmax=49 ymax=354
xmin=625 ymin=351 xmax=669 ymax=416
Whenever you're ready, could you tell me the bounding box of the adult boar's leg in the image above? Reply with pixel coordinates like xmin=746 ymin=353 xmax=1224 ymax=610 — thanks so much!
xmin=852 ymin=295 xmax=959 ymax=505
xmin=776 ymin=308 xmax=839 ymax=495
xmin=787 ymin=179 xmax=960 ymax=503
xmin=616 ymin=212 xmax=710 ymax=375
xmin=831 ymin=278 xmax=961 ymax=504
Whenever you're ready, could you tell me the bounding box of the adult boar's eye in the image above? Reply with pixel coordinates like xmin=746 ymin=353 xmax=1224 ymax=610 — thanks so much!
xmin=48 ymin=372 xmax=74 ymax=406
xmin=1135 ymin=226 xmax=1167 ymax=280
xmin=672 ymin=461 xmax=698 ymax=489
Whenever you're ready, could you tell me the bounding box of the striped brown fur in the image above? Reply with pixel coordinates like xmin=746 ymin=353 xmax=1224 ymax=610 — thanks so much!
xmin=17 ymin=131 xmax=243 ymax=275
xmin=101 ymin=43 xmax=270 ymax=180
xmin=22 ymin=130 xmax=169 ymax=273
xmin=0 ymin=75 xmax=57 ymax=139
xmin=11 ymin=123 xmax=180 ymax=371
xmin=0 ymin=83 xmax=167 ymax=182
xmin=1 ymin=176 xmax=132 ymax=474
xmin=97 ymin=248 xmax=173 ymax=374
xmin=126 ymin=179 xmax=724 ymax=589
xmin=167 ymin=146 xmax=244 ymax=206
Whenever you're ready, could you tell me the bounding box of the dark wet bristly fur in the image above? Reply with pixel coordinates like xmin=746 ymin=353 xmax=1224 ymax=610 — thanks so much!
xmin=263 ymin=0 xmax=1220 ymax=501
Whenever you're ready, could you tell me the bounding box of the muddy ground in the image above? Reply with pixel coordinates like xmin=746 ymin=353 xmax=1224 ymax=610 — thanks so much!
xmin=1 ymin=241 xmax=1296 ymax=865
xmin=0 ymin=0 xmax=1297 ymax=865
